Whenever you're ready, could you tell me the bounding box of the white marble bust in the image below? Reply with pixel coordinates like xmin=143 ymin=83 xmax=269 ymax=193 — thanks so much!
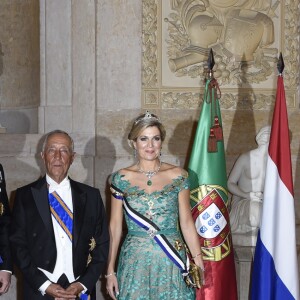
xmin=228 ymin=126 xmax=271 ymax=246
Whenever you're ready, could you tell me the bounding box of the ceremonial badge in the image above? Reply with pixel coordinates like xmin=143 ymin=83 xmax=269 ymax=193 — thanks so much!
xmin=86 ymin=253 xmax=92 ymax=266
xmin=87 ymin=237 xmax=96 ymax=266
xmin=0 ymin=203 xmax=4 ymax=216
xmin=174 ymin=239 xmax=183 ymax=251
xmin=89 ymin=237 xmax=96 ymax=251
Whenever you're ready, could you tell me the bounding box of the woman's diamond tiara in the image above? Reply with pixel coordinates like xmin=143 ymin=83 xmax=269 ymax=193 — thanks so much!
xmin=134 ymin=111 xmax=160 ymax=124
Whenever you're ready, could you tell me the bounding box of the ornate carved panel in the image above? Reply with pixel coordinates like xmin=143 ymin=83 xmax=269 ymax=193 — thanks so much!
xmin=142 ymin=0 xmax=299 ymax=110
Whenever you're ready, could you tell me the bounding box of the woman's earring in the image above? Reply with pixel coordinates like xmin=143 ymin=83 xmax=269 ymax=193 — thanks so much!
xmin=134 ymin=148 xmax=137 ymax=158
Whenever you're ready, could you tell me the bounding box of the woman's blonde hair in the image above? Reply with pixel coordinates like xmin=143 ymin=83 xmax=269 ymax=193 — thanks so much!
xmin=127 ymin=112 xmax=166 ymax=148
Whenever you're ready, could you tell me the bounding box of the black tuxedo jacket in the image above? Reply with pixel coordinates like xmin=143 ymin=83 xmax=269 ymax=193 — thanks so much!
xmin=10 ymin=176 xmax=109 ymax=297
xmin=0 ymin=164 xmax=12 ymax=272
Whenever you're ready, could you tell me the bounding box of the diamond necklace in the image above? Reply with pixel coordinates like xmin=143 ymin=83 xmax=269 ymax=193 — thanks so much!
xmin=137 ymin=160 xmax=162 ymax=186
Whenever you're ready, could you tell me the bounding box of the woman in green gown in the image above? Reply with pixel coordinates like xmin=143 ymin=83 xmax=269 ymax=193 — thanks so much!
xmin=105 ymin=112 xmax=204 ymax=300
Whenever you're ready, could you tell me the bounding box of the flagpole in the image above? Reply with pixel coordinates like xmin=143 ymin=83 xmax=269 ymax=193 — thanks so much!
xmin=277 ymin=52 xmax=284 ymax=75
xmin=207 ymin=48 xmax=215 ymax=79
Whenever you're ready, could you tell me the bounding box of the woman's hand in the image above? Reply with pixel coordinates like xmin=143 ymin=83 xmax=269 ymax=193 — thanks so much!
xmin=106 ymin=274 xmax=119 ymax=299
xmin=193 ymin=254 xmax=205 ymax=286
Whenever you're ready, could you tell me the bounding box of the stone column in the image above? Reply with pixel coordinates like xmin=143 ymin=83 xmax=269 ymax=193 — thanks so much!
xmin=39 ymin=0 xmax=96 ymax=194
xmin=39 ymin=0 xmax=96 ymax=135
xmin=0 ymin=0 xmax=39 ymax=133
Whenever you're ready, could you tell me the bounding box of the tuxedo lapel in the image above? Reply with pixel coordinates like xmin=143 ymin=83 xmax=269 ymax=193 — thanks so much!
xmin=70 ymin=179 xmax=87 ymax=248
xmin=31 ymin=177 xmax=55 ymax=240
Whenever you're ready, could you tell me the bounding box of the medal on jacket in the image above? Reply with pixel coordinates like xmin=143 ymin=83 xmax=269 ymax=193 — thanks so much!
xmin=0 ymin=203 xmax=4 ymax=216
xmin=87 ymin=237 xmax=96 ymax=266
xmin=89 ymin=237 xmax=96 ymax=251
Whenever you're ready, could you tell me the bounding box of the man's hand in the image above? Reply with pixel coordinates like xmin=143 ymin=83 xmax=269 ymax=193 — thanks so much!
xmin=46 ymin=283 xmax=76 ymax=299
xmin=65 ymin=282 xmax=84 ymax=296
xmin=0 ymin=271 xmax=11 ymax=295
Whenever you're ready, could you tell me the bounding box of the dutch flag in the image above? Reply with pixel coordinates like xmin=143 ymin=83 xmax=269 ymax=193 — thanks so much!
xmin=251 ymin=58 xmax=299 ymax=300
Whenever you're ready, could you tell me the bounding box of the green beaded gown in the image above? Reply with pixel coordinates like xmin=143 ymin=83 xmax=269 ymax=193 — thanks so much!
xmin=111 ymin=172 xmax=195 ymax=300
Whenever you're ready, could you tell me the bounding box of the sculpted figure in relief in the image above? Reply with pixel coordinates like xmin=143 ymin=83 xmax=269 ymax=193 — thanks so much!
xmin=166 ymin=0 xmax=277 ymax=83
xmin=228 ymin=126 xmax=270 ymax=234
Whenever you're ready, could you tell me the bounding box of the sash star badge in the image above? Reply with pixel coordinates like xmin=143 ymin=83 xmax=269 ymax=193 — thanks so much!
xmin=87 ymin=237 xmax=96 ymax=266
xmin=89 ymin=237 xmax=96 ymax=251
xmin=86 ymin=253 xmax=92 ymax=266
xmin=0 ymin=203 xmax=4 ymax=216
xmin=174 ymin=240 xmax=183 ymax=251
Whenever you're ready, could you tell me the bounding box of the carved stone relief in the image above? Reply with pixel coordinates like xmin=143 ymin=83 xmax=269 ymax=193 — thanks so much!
xmin=142 ymin=0 xmax=299 ymax=109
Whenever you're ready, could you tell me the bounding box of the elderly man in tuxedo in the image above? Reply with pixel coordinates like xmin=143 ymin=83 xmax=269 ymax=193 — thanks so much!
xmin=10 ymin=130 xmax=110 ymax=299
xmin=0 ymin=164 xmax=12 ymax=296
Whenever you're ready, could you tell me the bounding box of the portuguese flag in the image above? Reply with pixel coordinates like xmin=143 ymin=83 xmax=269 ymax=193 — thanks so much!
xmin=188 ymin=77 xmax=238 ymax=300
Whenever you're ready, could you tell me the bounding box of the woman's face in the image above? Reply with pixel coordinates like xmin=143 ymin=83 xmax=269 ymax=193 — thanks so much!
xmin=133 ymin=126 xmax=162 ymax=161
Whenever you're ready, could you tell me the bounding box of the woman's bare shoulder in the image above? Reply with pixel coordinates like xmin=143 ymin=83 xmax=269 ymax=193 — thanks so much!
xmin=116 ymin=165 xmax=139 ymax=179
xmin=161 ymin=162 xmax=187 ymax=177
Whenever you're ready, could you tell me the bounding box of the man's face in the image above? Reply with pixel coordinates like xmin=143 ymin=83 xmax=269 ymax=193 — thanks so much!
xmin=41 ymin=133 xmax=75 ymax=183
